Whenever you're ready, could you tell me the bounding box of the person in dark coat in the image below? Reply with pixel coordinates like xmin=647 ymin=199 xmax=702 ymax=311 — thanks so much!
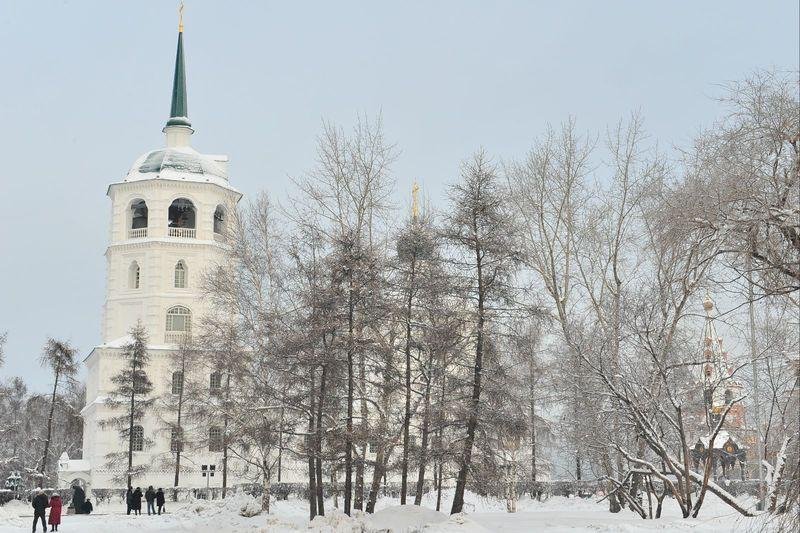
xmin=71 ymin=485 xmax=85 ymax=515
xmin=81 ymin=499 xmax=93 ymax=514
xmin=145 ymin=486 xmax=156 ymax=515
xmin=31 ymin=489 xmax=49 ymax=533
xmin=125 ymin=487 xmax=133 ymax=515
xmin=132 ymin=487 xmax=143 ymax=515
xmin=48 ymin=494 xmax=62 ymax=532
xmin=155 ymin=488 xmax=165 ymax=515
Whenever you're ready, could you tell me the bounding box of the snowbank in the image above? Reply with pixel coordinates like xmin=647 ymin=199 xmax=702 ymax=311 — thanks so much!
xmin=0 ymin=505 xmax=23 ymax=529
xmin=369 ymin=505 xmax=448 ymax=531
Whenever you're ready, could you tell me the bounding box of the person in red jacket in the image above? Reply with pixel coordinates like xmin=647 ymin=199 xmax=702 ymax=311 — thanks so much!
xmin=48 ymin=494 xmax=62 ymax=532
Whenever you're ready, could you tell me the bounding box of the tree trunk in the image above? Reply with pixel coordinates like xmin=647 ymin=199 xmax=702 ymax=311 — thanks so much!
xmin=277 ymin=400 xmax=285 ymax=483
xmin=344 ymin=274 xmax=355 ymax=515
xmin=366 ymin=442 xmax=388 ymax=513
xmin=127 ymin=358 xmax=137 ymax=489
xmin=261 ymin=463 xmax=271 ymax=514
xmin=401 ymin=254 xmax=417 ymax=504
xmin=315 ymin=364 xmax=327 ymax=516
xmin=451 ymin=238 xmax=485 ymax=514
xmin=39 ymin=366 xmax=61 ymax=480
xmin=414 ymin=346 xmax=433 ymax=505
xmin=746 ymin=249 xmax=766 ymax=509
xmin=222 ymin=373 xmax=231 ymax=498
xmin=308 ymin=367 xmax=318 ymax=519
xmin=355 ymin=340 xmax=367 ymax=510
xmin=173 ymin=360 xmax=185 ymax=494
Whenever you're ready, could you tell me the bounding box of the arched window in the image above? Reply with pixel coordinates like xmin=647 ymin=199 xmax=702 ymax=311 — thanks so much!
xmin=174 ymin=261 xmax=187 ymax=288
xmin=131 ymin=425 xmax=144 ymax=452
xmin=171 ymin=371 xmax=184 ymax=395
xmin=170 ymin=427 xmax=182 ymax=452
xmin=213 ymin=205 xmax=226 ymax=234
xmin=165 ymin=306 xmax=192 ymax=343
xmin=209 ymin=426 xmax=223 ymax=452
xmin=129 ymin=261 xmax=140 ymax=289
xmin=210 ymin=372 xmax=222 ymax=394
xmin=130 ymin=200 xmax=148 ymax=229
xmin=168 ymin=198 xmax=196 ymax=229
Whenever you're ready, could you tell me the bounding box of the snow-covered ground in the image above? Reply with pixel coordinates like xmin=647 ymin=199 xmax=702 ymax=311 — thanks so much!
xmin=0 ymin=489 xmax=781 ymax=532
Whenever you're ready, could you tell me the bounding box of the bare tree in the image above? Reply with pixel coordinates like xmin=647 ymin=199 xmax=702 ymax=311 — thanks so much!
xmin=443 ymin=150 xmax=521 ymax=514
xmin=38 ymin=338 xmax=78 ymax=483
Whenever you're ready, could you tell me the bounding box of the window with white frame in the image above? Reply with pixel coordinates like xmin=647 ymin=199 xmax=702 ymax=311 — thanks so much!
xmin=171 ymin=371 xmax=184 ymax=395
xmin=166 ymin=306 xmax=192 ymax=333
xmin=170 ymin=427 xmax=182 ymax=452
xmin=209 ymin=372 xmax=222 ymax=394
xmin=174 ymin=261 xmax=187 ymax=288
xmin=132 ymin=425 xmax=144 ymax=452
xmin=209 ymin=426 xmax=223 ymax=452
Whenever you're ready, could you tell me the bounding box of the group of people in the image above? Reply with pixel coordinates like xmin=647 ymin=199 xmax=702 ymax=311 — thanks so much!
xmin=31 ymin=487 xmax=94 ymax=533
xmin=31 ymin=490 xmax=92 ymax=533
xmin=125 ymin=486 xmax=166 ymax=515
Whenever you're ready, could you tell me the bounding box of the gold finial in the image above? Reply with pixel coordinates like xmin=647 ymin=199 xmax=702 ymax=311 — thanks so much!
xmin=411 ymin=181 xmax=420 ymax=220
xmin=178 ymin=1 xmax=185 ymax=33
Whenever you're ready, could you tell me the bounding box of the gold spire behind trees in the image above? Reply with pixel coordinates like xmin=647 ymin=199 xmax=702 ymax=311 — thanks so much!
xmin=411 ymin=181 xmax=420 ymax=221
xmin=178 ymin=1 xmax=185 ymax=33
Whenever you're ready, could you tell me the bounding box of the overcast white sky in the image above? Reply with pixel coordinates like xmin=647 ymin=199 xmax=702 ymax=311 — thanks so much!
xmin=0 ymin=1 xmax=797 ymax=391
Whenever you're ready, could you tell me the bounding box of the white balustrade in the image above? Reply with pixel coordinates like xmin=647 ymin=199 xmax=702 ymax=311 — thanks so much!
xmin=168 ymin=227 xmax=196 ymax=238
xmin=165 ymin=331 xmax=190 ymax=344
xmin=128 ymin=227 xmax=148 ymax=239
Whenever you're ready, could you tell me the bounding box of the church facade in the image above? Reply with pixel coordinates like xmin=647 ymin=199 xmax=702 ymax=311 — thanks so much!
xmin=59 ymin=25 xmax=245 ymax=491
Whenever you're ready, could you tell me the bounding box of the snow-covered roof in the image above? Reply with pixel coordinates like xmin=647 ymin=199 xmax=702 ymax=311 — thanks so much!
xmin=121 ymin=146 xmax=238 ymax=192
xmin=100 ymin=334 xmax=171 ymax=350
xmin=697 ymin=430 xmax=743 ymax=450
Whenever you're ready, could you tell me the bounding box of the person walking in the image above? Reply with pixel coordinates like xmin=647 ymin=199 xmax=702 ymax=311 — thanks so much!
xmin=155 ymin=488 xmax=165 ymax=515
xmin=145 ymin=486 xmax=156 ymax=515
xmin=132 ymin=487 xmax=143 ymax=515
xmin=48 ymin=493 xmax=62 ymax=532
xmin=31 ymin=489 xmax=49 ymax=533
xmin=125 ymin=487 xmax=132 ymax=515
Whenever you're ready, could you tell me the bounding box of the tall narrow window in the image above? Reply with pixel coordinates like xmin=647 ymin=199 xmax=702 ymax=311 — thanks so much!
xmin=209 ymin=372 xmax=222 ymax=395
xmin=174 ymin=261 xmax=186 ymax=288
xmin=171 ymin=371 xmax=184 ymax=395
xmin=213 ymin=205 xmax=226 ymax=234
xmin=129 ymin=261 xmax=140 ymax=289
xmin=130 ymin=199 xmax=148 ymax=229
xmin=170 ymin=427 xmax=182 ymax=452
xmin=131 ymin=425 xmax=144 ymax=452
xmin=209 ymin=426 xmax=223 ymax=452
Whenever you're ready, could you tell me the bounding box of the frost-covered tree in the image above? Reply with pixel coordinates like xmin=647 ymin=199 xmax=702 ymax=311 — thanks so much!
xmin=443 ymin=151 xmax=521 ymax=514
xmin=100 ymin=322 xmax=154 ymax=488
xmin=37 ymin=339 xmax=78 ymax=482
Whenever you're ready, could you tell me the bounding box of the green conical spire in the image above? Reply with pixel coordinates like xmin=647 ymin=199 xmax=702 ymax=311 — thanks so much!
xmin=166 ymin=28 xmax=191 ymax=128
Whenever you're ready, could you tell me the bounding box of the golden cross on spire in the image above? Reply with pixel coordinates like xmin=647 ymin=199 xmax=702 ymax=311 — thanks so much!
xmin=411 ymin=181 xmax=420 ymax=221
xmin=178 ymin=1 xmax=185 ymax=33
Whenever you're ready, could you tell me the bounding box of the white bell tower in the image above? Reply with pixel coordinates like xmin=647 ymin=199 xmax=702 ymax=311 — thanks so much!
xmin=64 ymin=19 xmax=242 ymax=490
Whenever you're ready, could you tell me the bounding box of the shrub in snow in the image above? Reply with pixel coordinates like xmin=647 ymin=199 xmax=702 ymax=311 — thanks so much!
xmin=239 ymin=497 xmax=262 ymax=517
